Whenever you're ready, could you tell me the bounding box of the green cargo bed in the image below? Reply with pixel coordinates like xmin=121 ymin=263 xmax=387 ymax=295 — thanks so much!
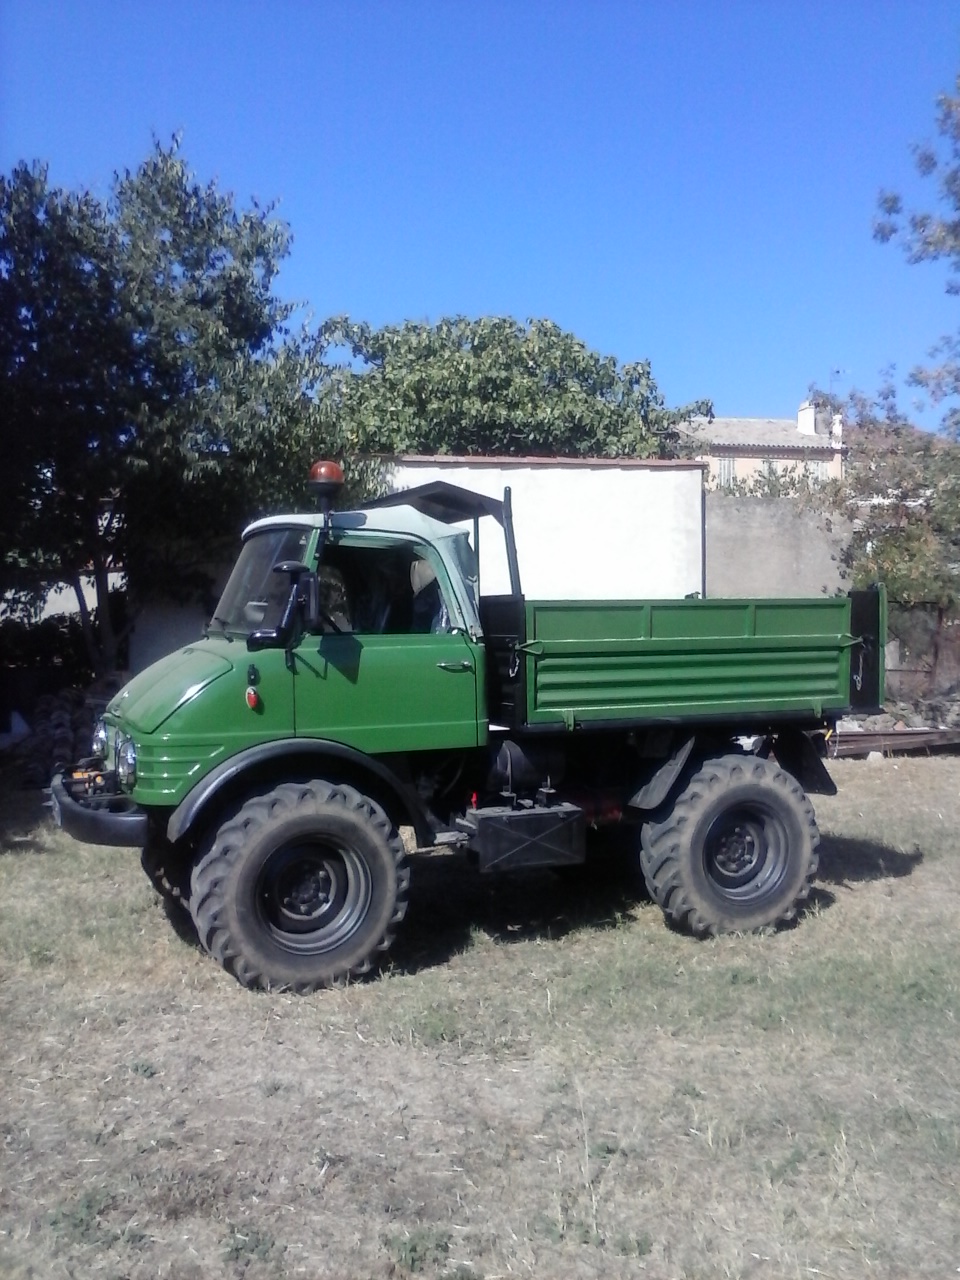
xmin=495 ymin=593 xmax=885 ymax=729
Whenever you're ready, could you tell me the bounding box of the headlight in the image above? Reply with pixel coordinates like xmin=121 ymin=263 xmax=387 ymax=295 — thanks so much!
xmin=92 ymin=719 xmax=109 ymax=759
xmin=117 ymin=737 xmax=137 ymax=788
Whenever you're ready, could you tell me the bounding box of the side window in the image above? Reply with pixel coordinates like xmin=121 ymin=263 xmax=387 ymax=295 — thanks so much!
xmin=315 ymin=545 xmax=453 ymax=635
xmin=316 ymin=567 xmax=353 ymax=632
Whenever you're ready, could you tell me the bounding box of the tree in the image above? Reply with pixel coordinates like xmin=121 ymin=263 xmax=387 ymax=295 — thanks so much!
xmin=875 ymin=74 xmax=960 ymax=438
xmin=0 ymin=141 xmax=333 ymax=672
xmin=322 ymin=316 xmax=711 ymax=459
xmin=845 ymin=426 xmax=960 ymax=609
xmin=814 ymin=383 xmax=960 ymax=607
xmin=0 ymin=161 xmax=137 ymax=667
xmin=811 ymin=381 xmax=960 ymax=692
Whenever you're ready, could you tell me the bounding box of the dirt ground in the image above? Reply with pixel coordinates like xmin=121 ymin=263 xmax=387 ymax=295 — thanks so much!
xmin=1 ymin=755 xmax=959 ymax=1279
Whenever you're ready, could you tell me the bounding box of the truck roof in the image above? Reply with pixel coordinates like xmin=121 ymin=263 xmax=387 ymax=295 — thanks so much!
xmin=243 ymin=504 xmax=465 ymax=545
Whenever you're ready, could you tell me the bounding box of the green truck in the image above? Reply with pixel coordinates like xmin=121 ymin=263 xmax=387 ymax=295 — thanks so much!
xmin=52 ymin=463 xmax=886 ymax=992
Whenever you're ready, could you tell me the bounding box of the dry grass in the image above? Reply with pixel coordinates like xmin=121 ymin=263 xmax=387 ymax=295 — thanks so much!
xmin=1 ymin=756 xmax=959 ymax=1279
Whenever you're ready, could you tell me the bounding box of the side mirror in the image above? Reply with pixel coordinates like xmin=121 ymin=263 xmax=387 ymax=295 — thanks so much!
xmin=273 ymin=560 xmax=312 ymax=579
xmin=274 ymin=562 xmax=320 ymax=631
xmin=300 ymin=573 xmax=320 ymax=632
xmin=247 ymin=562 xmax=317 ymax=650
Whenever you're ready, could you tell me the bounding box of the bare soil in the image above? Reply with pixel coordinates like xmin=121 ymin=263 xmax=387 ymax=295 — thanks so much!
xmin=1 ymin=756 xmax=959 ymax=1279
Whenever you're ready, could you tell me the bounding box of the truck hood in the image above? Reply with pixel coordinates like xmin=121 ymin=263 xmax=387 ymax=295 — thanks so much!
xmin=108 ymin=644 xmax=234 ymax=734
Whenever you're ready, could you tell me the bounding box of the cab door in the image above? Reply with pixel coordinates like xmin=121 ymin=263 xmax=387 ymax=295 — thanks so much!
xmin=293 ymin=628 xmax=484 ymax=754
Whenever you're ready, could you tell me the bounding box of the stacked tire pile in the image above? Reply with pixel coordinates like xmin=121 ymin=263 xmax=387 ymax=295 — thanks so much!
xmin=13 ymin=688 xmax=99 ymax=789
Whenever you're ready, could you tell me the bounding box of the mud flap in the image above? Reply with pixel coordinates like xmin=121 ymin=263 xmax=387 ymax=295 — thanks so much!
xmin=772 ymin=729 xmax=837 ymax=797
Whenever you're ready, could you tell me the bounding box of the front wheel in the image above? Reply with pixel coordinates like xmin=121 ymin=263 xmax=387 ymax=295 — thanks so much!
xmin=189 ymin=781 xmax=409 ymax=991
xmin=140 ymin=821 xmax=190 ymax=911
xmin=639 ymin=754 xmax=819 ymax=936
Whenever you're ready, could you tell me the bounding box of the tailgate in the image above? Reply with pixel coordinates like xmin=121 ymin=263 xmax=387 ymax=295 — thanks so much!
xmin=848 ymin=586 xmax=887 ymax=713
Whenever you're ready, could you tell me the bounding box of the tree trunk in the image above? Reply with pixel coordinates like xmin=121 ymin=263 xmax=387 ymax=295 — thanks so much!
xmin=70 ymin=558 xmax=118 ymax=678
xmin=70 ymin=572 xmax=101 ymax=673
xmin=93 ymin=559 xmax=118 ymax=675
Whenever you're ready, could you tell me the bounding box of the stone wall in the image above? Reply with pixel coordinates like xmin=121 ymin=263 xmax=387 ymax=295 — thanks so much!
xmin=705 ymin=494 xmax=850 ymax=598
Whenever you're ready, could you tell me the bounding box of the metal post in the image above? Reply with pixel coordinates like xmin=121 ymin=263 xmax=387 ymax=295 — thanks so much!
xmin=503 ymin=487 xmax=523 ymax=598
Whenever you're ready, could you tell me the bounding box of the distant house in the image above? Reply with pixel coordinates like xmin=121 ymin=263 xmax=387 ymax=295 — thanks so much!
xmin=682 ymin=400 xmax=845 ymax=489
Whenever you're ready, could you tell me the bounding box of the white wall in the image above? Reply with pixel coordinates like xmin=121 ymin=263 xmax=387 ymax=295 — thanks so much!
xmin=127 ymin=561 xmax=233 ymax=673
xmin=705 ymin=494 xmax=850 ymax=598
xmin=385 ymin=457 xmax=705 ymax=600
xmin=128 ymin=601 xmax=210 ymax=672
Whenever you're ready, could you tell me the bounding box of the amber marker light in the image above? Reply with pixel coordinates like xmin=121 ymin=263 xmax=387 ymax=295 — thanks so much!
xmin=308 ymin=459 xmax=345 ymax=520
xmin=308 ymin=459 xmax=345 ymax=487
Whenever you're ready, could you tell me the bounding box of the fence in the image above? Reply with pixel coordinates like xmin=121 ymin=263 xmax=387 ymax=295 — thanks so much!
xmin=885 ymin=605 xmax=960 ymax=709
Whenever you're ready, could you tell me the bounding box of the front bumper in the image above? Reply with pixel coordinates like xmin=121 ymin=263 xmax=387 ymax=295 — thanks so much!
xmin=50 ymin=763 xmax=148 ymax=848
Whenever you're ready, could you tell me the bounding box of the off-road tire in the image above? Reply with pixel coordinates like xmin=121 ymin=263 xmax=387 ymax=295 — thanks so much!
xmin=639 ymin=754 xmax=819 ymax=936
xmin=189 ymin=781 xmax=409 ymax=992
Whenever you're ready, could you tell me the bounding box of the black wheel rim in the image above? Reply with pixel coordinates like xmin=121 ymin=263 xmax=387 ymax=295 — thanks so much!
xmin=702 ymin=802 xmax=790 ymax=905
xmin=256 ymin=839 xmax=373 ymax=955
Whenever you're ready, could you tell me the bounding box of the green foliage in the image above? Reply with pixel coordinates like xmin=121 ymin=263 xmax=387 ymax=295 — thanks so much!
xmin=323 ymin=315 xmax=711 ymax=459
xmin=708 ymin=461 xmax=827 ymax=504
xmin=613 ymin=1230 xmax=653 ymax=1257
xmin=383 ymin=1226 xmax=451 ymax=1273
xmin=221 ymin=1223 xmax=280 ymax=1265
xmin=875 ymin=74 xmax=960 ymax=437
xmin=816 ymin=385 xmax=960 ymax=610
xmin=0 ymin=139 xmax=335 ymax=672
xmin=1 ymin=162 xmax=131 ymax=643
xmin=0 ymin=613 xmax=96 ymax=689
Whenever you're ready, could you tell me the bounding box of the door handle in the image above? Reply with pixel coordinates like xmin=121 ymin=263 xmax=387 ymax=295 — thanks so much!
xmin=437 ymin=660 xmax=473 ymax=672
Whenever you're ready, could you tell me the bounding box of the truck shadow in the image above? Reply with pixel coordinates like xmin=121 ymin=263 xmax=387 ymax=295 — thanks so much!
xmin=391 ymin=845 xmax=650 ymax=977
xmin=805 ymin=833 xmax=923 ymax=914
xmin=389 ymin=833 xmax=923 ymax=977
xmin=816 ymin=833 xmax=923 ymax=885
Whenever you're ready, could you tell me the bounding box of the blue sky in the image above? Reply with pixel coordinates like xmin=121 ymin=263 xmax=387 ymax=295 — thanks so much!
xmin=2 ymin=0 xmax=958 ymax=425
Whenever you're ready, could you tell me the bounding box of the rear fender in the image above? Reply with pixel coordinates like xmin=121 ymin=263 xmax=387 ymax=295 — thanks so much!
xmin=627 ymin=736 xmax=696 ymax=812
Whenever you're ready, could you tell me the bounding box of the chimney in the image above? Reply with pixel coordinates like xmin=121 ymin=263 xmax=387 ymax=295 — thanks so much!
xmin=797 ymin=400 xmax=816 ymax=436
xmin=831 ymin=413 xmax=843 ymax=447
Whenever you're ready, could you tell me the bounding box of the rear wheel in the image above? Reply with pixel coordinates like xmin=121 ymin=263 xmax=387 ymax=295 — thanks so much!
xmin=189 ymin=781 xmax=409 ymax=991
xmin=639 ymin=754 xmax=819 ymax=936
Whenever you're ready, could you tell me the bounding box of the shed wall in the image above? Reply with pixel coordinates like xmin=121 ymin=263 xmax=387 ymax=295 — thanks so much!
xmin=385 ymin=458 xmax=706 ymax=600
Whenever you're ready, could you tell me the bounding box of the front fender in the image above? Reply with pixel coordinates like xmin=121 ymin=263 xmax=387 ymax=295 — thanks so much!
xmin=166 ymin=738 xmax=434 ymax=847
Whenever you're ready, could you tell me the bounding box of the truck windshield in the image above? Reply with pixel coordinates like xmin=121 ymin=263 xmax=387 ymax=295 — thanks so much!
xmin=211 ymin=527 xmax=312 ymax=636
